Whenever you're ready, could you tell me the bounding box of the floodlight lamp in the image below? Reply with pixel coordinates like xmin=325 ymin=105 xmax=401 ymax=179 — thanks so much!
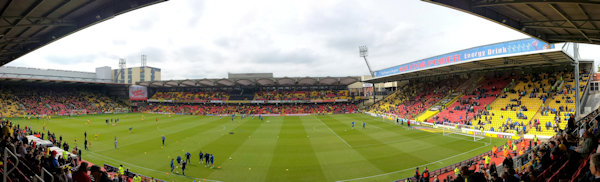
xmin=359 ymin=45 xmax=368 ymax=57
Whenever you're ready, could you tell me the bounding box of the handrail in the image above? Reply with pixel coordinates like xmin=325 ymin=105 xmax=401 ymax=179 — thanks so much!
xmin=33 ymin=174 xmax=43 ymax=182
xmin=570 ymin=150 xmax=595 ymax=182
xmin=4 ymin=147 xmax=20 ymax=182
xmin=6 ymin=160 xmax=31 ymax=182
xmin=548 ymin=159 xmax=569 ymax=182
xmin=41 ymin=167 xmax=54 ymax=182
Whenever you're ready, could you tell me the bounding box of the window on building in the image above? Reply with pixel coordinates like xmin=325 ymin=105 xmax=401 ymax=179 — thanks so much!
xmin=151 ymin=68 xmax=155 ymax=81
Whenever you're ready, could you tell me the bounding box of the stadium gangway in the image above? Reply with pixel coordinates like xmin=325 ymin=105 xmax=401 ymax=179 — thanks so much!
xmin=3 ymin=147 xmax=19 ymax=182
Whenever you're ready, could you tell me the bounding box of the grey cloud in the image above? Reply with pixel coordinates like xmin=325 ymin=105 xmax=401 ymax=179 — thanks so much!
xmin=248 ymin=49 xmax=318 ymax=64
xmin=185 ymin=0 xmax=205 ymax=28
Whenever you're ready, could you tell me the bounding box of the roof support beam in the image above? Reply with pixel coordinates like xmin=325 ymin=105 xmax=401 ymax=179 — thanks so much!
xmin=449 ymin=65 xmax=468 ymax=71
xmin=11 ymin=0 xmax=72 ymax=49
xmin=0 ymin=16 xmax=71 ymax=24
xmin=502 ymin=5 xmax=533 ymax=21
xmin=0 ymin=0 xmax=13 ymax=19
xmin=523 ymin=4 xmax=560 ymax=35
xmin=0 ymin=22 xmax=76 ymax=29
xmin=575 ymin=4 xmax=599 ymax=30
xmin=504 ymin=58 xmax=523 ymax=65
xmin=473 ymin=61 xmax=493 ymax=67
xmin=472 ymin=0 xmax=600 ymax=8
xmin=549 ymin=4 xmax=592 ymax=43
xmin=524 ymin=25 xmax=600 ymax=32
xmin=537 ymin=53 xmax=557 ymax=63
xmin=522 ymin=19 xmax=600 ymax=24
xmin=0 ymin=0 xmax=44 ymax=41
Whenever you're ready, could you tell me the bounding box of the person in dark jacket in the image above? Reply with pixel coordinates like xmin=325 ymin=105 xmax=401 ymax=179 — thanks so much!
xmin=590 ymin=153 xmax=600 ymax=182
xmin=90 ymin=165 xmax=112 ymax=182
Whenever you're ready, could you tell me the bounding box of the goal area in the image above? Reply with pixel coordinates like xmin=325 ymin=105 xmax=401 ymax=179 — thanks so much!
xmin=441 ymin=122 xmax=489 ymax=144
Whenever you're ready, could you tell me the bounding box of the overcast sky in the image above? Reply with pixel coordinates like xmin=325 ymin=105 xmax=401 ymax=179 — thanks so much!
xmin=6 ymin=0 xmax=600 ymax=80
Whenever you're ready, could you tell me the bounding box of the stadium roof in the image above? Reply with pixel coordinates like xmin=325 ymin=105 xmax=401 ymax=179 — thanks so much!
xmin=423 ymin=0 xmax=600 ymax=45
xmin=137 ymin=76 xmax=361 ymax=87
xmin=366 ymin=48 xmax=578 ymax=83
xmin=0 ymin=77 xmax=129 ymax=86
xmin=0 ymin=0 xmax=167 ymax=66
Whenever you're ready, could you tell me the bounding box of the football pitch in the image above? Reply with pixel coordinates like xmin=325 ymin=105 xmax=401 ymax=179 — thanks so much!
xmin=12 ymin=113 xmax=506 ymax=182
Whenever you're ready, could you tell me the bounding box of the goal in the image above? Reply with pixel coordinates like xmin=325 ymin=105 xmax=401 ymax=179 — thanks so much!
xmin=442 ymin=122 xmax=487 ymax=143
xmin=69 ymin=109 xmax=87 ymax=116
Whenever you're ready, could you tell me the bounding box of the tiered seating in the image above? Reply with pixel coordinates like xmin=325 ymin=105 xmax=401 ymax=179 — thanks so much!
xmin=369 ymin=85 xmax=413 ymax=116
xmin=151 ymin=91 xmax=230 ymax=102
xmin=142 ymin=103 xmax=358 ymax=115
xmin=370 ymin=78 xmax=462 ymax=120
xmin=430 ymin=76 xmax=510 ymax=124
xmin=528 ymin=71 xmax=590 ymax=136
xmin=0 ymin=93 xmax=24 ymax=117
xmin=0 ymin=85 xmax=125 ymax=117
xmin=472 ymin=74 xmax=554 ymax=133
xmin=253 ymin=90 xmax=352 ymax=100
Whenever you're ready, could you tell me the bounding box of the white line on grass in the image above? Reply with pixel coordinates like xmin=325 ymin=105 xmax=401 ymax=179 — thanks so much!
xmin=335 ymin=143 xmax=490 ymax=182
xmin=313 ymin=116 xmax=353 ymax=149
xmin=87 ymin=151 xmax=223 ymax=182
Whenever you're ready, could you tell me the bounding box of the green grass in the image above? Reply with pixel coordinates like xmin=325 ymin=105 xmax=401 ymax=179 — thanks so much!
xmin=11 ymin=113 xmax=506 ymax=182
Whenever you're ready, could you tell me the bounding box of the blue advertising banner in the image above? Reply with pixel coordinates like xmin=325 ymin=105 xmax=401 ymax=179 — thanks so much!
xmin=374 ymin=38 xmax=554 ymax=78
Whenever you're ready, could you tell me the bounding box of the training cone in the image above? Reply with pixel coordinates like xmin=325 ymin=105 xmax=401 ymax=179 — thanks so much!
xmin=249 ymin=168 xmax=251 ymax=171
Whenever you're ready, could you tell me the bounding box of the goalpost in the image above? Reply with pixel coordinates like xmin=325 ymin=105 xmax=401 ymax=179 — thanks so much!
xmin=442 ymin=122 xmax=489 ymax=144
xmin=69 ymin=109 xmax=88 ymax=116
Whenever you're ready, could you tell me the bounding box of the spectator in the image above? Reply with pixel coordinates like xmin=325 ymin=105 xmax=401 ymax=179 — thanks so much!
xmin=589 ymin=153 xmax=600 ymax=182
xmin=575 ymin=130 xmax=596 ymax=157
xmin=90 ymin=165 xmax=112 ymax=182
xmin=72 ymin=162 xmax=91 ymax=182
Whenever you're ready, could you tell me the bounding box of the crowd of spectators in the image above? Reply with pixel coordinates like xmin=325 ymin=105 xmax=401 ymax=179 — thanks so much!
xmin=150 ymin=91 xmax=230 ymax=102
xmin=431 ymin=75 xmax=510 ymax=125
xmin=0 ymin=117 xmax=151 ymax=182
xmin=404 ymin=107 xmax=600 ymax=182
xmin=253 ymin=90 xmax=352 ymax=100
xmin=0 ymin=85 xmax=125 ymax=117
xmin=139 ymin=103 xmax=358 ymax=115
xmin=149 ymin=89 xmax=356 ymax=102
xmin=370 ymin=77 xmax=463 ymax=120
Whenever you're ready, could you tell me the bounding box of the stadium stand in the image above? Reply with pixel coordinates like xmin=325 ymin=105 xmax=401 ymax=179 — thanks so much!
xmin=369 ymin=76 xmax=465 ymax=120
xmin=150 ymin=91 xmax=230 ymax=102
xmin=0 ymin=84 xmax=126 ymax=118
xmin=253 ymin=90 xmax=352 ymax=100
xmin=430 ymin=75 xmax=512 ymax=125
xmin=140 ymin=103 xmax=358 ymax=115
xmin=399 ymin=107 xmax=600 ymax=182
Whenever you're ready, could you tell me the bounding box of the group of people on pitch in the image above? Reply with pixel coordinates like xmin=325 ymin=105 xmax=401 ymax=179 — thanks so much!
xmin=170 ymin=151 xmax=215 ymax=176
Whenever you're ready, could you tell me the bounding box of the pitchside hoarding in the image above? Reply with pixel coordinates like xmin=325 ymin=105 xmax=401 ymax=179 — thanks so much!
xmin=129 ymin=85 xmax=148 ymax=101
xmin=374 ymin=38 xmax=554 ymax=78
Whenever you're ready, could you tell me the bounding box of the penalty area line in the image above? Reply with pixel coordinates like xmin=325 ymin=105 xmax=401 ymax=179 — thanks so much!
xmin=335 ymin=143 xmax=490 ymax=182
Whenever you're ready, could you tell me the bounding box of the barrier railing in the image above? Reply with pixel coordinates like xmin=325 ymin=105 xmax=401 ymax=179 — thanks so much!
xmin=40 ymin=167 xmax=54 ymax=182
xmin=3 ymin=147 xmax=20 ymax=182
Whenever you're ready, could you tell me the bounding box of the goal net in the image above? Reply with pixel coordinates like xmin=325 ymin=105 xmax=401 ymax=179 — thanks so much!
xmin=114 ymin=107 xmax=129 ymax=113
xmin=442 ymin=122 xmax=487 ymax=143
xmin=69 ymin=109 xmax=87 ymax=116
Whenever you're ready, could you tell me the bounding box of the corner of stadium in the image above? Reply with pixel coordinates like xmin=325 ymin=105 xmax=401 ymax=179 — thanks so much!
xmin=0 ymin=0 xmax=599 ymax=182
